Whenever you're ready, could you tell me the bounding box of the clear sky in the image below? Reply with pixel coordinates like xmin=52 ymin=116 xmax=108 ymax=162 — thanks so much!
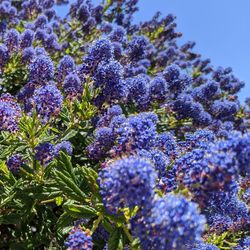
xmin=55 ymin=0 xmax=250 ymax=101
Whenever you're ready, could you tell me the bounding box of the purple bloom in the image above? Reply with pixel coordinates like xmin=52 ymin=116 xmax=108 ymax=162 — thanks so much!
xmin=76 ymin=3 xmax=90 ymax=22
xmin=35 ymin=47 xmax=47 ymax=56
xmin=149 ymin=76 xmax=168 ymax=102
xmin=55 ymin=141 xmax=73 ymax=156
xmin=233 ymin=237 xmax=250 ymax=250
xmin=137 ymin=149 xmax=170 ymax=179
xmin=94 ymin=60 xmax=125 ymax=103
xmin=45 ymin=8 xmax=56 ymax=20
xmin=174 ymin=142 xmax=238 ymax=207
xmin=0 ymin=94 xmax=21 ymax=132
xmin=20 ymin=29 xmax=34 ymax=49
xmin=63 ymin=73 xmax=82 ymax=97
xmin=42 ymin=0 xmax=55 ymax=9
xmin=163 ymin=64 xmax=192 ymax=94
xmin=87 ymin=127 xmax=115 ymax=160
xmin=4 ymin=28 xmax=20 ymax=52
xmin=109 ymin=26 xmax=127 ymax=43
xmin=115 ymin=112 xmax=158 ymax=152
xmin=210 ymin=100 xmax=239 ymax=120
xmin=35 ymin=142 xmax=55 ymax=165
xmin=157 ymin=132 xmax=179 ymax=160
xmin=97 ymin=105 xmax=123 ymax=128
xmin=98 ymin=157 xmax=157 ymax=214
xmin=88 ymin=38 xmax=113 ymax=63
xmin=0 ymin=44 xmax=9 ymax=69
xmin=172 ymin=94 xmax=212 ymax=126
xmin=205 ymin=191 xmax=250 ymax=233
xmin=126 ymin=74 xmax=150 ymax=107
xmin=6 ymin=154 xmax=23 ymax=173
xmin=65 ymin=227 xmax=93 ymax=250
xmin=189 ymin=242 xmax=219 ymax=250
xmin=132 ymin=195 xmax=206 ymax=250
xmin=21 ymin=47 xmax=35 ymax=64
xmin=112 ymin=41 xmax=123 ymax=59
xmin=192 ymin=81 xmax=221 ymax=103
xmin=34 ymin=14 xmax=48 ymax=29
xmin=126 ymin=35 xmax=149 ymax=61
xmin=33 ymin=84 xmax=63 ymax=122
xmin=35 ymin=28 xmax=48 ymax=42
xmin=29 ymin=55 xmax=54 ymax=84
xmin=57 ymin=55 xmax=75 ymax=82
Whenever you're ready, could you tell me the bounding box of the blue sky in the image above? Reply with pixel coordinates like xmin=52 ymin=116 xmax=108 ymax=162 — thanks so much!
xmin=56 ymin=0 xmax=250 ymax=101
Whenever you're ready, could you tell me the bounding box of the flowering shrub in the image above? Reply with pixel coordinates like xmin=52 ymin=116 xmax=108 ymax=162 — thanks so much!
xmin=0 ymin=0 xmax=249 ymax=249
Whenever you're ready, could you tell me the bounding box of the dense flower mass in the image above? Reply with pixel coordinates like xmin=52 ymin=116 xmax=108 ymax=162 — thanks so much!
xmin=0 ymin=0 xmax=249 ymax=249
xmin=98 ymin=157 xmax=157 ymax=214
xmin=55 ymin=141 xmax=73 ymax=156
xmin=65 ymin=227 xmax=93 ymax=250
xmin=0 ymin=93 xmax=21 ymax=132
xmin=29 ymin=55 xmax=54 ymax=84
xmin=132 ymin=195 xmax=206 ymax=250
xmin=32 ymin=84 xmax=63 ymax=121
xmin=34 ymin=142 xmax=55 ymax=165
xmin=6 ymin=154 xmax=23 ymax=173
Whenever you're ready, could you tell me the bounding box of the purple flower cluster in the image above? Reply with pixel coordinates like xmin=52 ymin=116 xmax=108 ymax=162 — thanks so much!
xmin=20 ymin=29 xmax=34 ymax=49
xmin=131 ymin=194 xmax=206 ymax=250
xmin=98 ymin=157 xmax=157 ymax=214
xmin=35 ymin=140 xmax=73 ymax=165
xmin=63 ymin=73 xmax=82 ymax=98
xmin=163 ymin=64 xmax=192 ymax=94
xmin=56 ymin=55 xmax=75 ymax=82
xmin=32 ymin=84 xmax=63 ymax=122
xmin=4 ymin=29 xmax=20 ymax=52
xmin=189 ymin=242 xmax=219 ymax=250
xmin=35 ymin=142 xmax=55 ymax=166
xmin=65 ymin=227 xmax=93 ymax=250
xmin=0 ymin=93 xmax=21 ymax=132
xmin=6 ymin=154 xmax=23 ymax=173
xmin=233 ymin=237 xmax=250 ymax=250
xmin=0 ymin=44 xmax=9 ymax=70
xmin=88 ymin=109 xmax=159 ymax=160
xmin=29 ymin=55 xmax=54 ymax=84
xmin=55 ymin=141 xmax=73 ymax=156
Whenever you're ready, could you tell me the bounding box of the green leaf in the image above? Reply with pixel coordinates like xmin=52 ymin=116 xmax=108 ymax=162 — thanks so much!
xmin=61 ymin=129 xmax=78 ymax=141
xmin=57 ymin=152 xmax=76 ymax=182
xmin=63 ymin=203 xmax=97 ymax=219
xmin=108 ymin=228 xmax=122 ymax=250
xmin=77 ymin=165 xmax=99 ymax=195
xmin=56 ymin=212 xmax=75 ymax=235
xmin=54 ymin=170 xmax=87 ymax=201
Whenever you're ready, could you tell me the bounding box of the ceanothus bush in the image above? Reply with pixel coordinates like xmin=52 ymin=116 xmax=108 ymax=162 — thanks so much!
xmin=0 ymin=0 xmax=249 ymax=249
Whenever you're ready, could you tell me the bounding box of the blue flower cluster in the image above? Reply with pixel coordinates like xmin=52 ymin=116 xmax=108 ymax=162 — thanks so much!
xmin=6 ymin=154 xmax=23 ymax=173
xmin=65 ymin=227 xmax=93 ymax=250
xmin=29 ymin=55 xmax=54 ymax=84
xmin=233 ymin=237 xmax=250 ymax=250
xmin=131 ymin=194 xmax=205 ymax=250
xmin=35 ymin=140 xmax=72 ymax=166
xmin=99 ymin=156 xmax=206 ymax=249
xmin=0 ymin=93 xmax=21 ymax=132
xmin=98 ymin=157 xmax=157 ymax=214
xmin=32 ymin=84 xmax=63 ymax=122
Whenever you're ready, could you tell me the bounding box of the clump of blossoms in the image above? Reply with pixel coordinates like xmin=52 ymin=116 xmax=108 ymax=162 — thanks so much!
xmin=131 ymin=194 xmax=206 ymax=250
xmin=65 ymin=227 xmax=93 ymax=250
xmin=0 ymin=0 xmax=249 ymax=249
xmin=6 ymin=153 xmax=23 ymax=173
xmin=0 ymin=93 xmax=21 ymax=131
xmin=98 ymin=157 xmax=157 ymax=214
